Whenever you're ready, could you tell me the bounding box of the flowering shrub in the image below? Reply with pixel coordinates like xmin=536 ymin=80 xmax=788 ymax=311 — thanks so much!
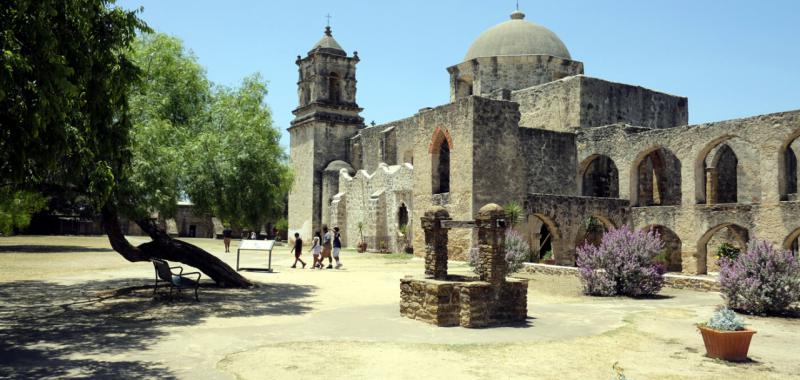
xmin=719 ymin=239 xmax=800 ymax=315
xmin=576 ymin=225 xmax=665 ymax=296
xmin=505 ymin=229 xmax=531 ymax=273
xmin=467 ymin=229 xmax=531 ymax=274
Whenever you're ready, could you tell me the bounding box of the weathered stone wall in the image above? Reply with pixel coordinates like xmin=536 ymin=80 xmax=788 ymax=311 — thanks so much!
xmin=522 ymin=194 xmax=631 ymax=265
xmin=579 ymin=110 xmax=800 ymax=274
xmin=519 ymin=128 xmax=578 ymax=195
xmin=448 ymin=55 xmax=584 ymax=102
xmin=337 ymin=163 xmax=414 ymax=252
xmin=519 ymin=263 xmax=720 ymax=292
xmin=173 ymin=205 xmax=214 ymax=238
xmin=512 ymin=76 xmax=688 ymax=132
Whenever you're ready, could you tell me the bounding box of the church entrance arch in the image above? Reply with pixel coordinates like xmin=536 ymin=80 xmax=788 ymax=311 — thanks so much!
xmin=580 ymin=155 xmax=619 ymax=198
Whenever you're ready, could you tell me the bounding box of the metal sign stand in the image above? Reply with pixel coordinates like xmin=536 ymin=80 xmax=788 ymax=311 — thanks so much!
xmin=236 ymin=240 xmax=276 ymax=272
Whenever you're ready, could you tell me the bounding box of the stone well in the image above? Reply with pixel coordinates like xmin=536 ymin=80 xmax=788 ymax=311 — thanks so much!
xmin=399 ymin=204 xmax=528 ymax=328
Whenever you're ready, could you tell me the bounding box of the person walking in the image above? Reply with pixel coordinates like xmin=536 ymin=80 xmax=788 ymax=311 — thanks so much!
xmin=332 ymin=226 xmax=343 ymax=269
xmin=290 ymin=232 xmax=306 ymax=268
xmin=309 ymin=232 xmax=322 ymax=269
xmin=223 ymin=226 xmax=233 ymax=253
xmin=321 ymin=225 xmax=333 ymax=269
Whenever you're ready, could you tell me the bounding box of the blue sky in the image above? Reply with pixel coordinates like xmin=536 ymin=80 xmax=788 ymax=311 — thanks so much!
xmin=117 ymin=0 xmax=800 ymax=149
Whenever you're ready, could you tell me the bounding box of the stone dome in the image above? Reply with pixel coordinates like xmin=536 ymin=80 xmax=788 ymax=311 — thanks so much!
xmin=310 ymin=26 xmax=346 ymax=56
xmin=324 ymin=160 xmax=354 ymax=172
xmin=464 ymin=10 xmax=571 ymax=61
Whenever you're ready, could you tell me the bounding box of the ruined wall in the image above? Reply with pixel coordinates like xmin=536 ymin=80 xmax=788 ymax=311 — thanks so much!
xmin=519 ymin=128 xmax=578 ymax=195
xmin=337 ymin=163 xmax=414 ymax=252
xmin=351 ymin=117 xmax=416 ymax=173
xmin=512 ymin=75 xmax=688 ymax=132
xmin=579 ymin=110 xmax=800 ymax=274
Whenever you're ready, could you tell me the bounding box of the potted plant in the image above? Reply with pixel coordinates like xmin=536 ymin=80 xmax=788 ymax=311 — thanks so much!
xmin=356 ymin=221 xmax=367 ymax=253
xmin=697 ymin=307 xmax=756 ymax=362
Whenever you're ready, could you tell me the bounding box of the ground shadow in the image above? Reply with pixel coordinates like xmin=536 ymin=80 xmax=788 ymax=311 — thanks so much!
xmin=0 ymin=278 xmax=316 ymax=379
xmin=0 ymin=245 xmax=114 ymax=253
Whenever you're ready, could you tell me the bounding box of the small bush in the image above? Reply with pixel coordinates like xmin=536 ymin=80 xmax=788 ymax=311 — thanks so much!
xmin=719 ymin=239 xmax=800 ymax=315
xmin=576 ymin=225 xmax=665 ymax=297
xmin=703 ymin=307 xmax=746 ymax=331
xmin=467 ymin=229 xmax=530 ymax=274
xmin=716 ymin=242 xmax=741 ymax=262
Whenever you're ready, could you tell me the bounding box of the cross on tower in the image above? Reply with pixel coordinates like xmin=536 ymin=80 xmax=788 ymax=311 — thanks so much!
xmin=325 ymin=13 xmax=331 ymax=27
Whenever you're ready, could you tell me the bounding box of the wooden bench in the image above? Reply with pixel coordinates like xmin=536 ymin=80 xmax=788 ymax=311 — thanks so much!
xmin=151 ymin=259 xmax=201 ymax=300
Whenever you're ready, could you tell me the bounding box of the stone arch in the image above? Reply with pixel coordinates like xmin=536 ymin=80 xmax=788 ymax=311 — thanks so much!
xmin=782 ymin=228 xmax=800 ymax=256
xmin=778 ymin=129 xmax=800 ymax=201
xmin=575 ymin=215 xmax=615 ymax=249
xmin=695 ymin=135 xmax=759 ymax=205
xmin=430 ymin=128 xmax=452 ymax=194
xmin=696 ymin=223 xmax=749 ymax=275
xmin=580 ymin=154 xmax=619 ymax=198
xmin=398 ymin=202 xmax=409 ymax=228
xmin=328 ymin=72 xmax=342 ymax=103
xmin=528 ymin=213 xmax=561 ymax=262
xmin=642 ymin=225 xmax=682 ymax=272
xmin=630 ymin=147 xmax=682 ymax=206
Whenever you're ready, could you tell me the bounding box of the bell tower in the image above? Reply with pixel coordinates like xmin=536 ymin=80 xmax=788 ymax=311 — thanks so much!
xmin=288 ymin=25 xmax=363 ymax=240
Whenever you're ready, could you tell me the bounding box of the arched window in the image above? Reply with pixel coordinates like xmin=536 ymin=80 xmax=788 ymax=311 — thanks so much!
xmin=433 ymin=139 xmax=450 ymax=194
xmin=696 ymin=223 xmax=748 ymax=274
xmin=328 ymin=72 xmax=341 ymax=103
xmin=398 ymin=203 xmax=409 ymax=229
xmin=633 ymin=148 xmax=681 ymax=206
xmin=581 ymin=155 xmax=619 ymax=198
xmin=705 ymin=144 xmax=738 ymax=204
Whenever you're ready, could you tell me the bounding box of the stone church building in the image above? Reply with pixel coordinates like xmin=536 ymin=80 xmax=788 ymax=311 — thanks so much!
xmin=288 ymin=10 xmax=800 ymax=275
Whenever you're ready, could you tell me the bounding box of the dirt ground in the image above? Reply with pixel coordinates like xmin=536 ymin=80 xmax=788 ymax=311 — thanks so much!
xmin=1 ymin=236 xmax=799 ymax=379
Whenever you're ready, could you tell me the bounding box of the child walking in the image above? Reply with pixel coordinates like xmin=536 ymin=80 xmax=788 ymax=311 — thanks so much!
xmin=290 ymin=232 xmax=306 ymax=268
xmin=309 ymin=232 xmax=322 ymax=269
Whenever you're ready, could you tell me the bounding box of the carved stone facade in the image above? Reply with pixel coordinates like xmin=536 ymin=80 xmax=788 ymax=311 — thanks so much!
xmin=287 ymin=10 xmax=800 ymax=274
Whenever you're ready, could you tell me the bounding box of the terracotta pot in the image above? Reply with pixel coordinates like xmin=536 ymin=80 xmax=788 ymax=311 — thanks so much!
xmin=698 ymin=325 xmax=756 ymax=362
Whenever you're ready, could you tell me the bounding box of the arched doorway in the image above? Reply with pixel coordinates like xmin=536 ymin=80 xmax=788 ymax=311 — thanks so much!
xmin=783 ymin=228 xmax=800 ymax=256
xmin=779 ymin=131 xmax=800 ymax=201
xmin=696 ymin=223 xmax=749 ymax=274
xmin=643 ymin=225 xmax=682 ymax=272
xmin=581 ymin=155 xmax=619 ymax=198
xmin=632 ymin=147 xmax=682 ymax=206
xmin=528 ymin=214 xmax=560 ymax=263
xmin=430 ymin=128 xmax=453 ymax=195
xmin=575 ymin=216 xmax=614 ymax=249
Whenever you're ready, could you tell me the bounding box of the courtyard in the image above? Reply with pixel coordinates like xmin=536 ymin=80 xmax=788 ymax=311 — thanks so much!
xmin=1 ymin=236 xmax=798 ymax=379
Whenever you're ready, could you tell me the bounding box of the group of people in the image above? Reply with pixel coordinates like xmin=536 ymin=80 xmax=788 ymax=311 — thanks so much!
xmin=290 ymin=225 xmax=343 ymax=269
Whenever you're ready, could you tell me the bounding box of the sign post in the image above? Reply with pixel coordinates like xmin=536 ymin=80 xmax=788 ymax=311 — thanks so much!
xmin=236 ymin=240 xmax=276 ymax=272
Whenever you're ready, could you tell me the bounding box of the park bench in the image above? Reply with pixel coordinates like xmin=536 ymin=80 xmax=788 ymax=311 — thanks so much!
xmin=151 ymin=259 xmax=201 ymax=300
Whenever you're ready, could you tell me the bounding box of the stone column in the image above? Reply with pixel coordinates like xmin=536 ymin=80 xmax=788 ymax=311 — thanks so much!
xmin=705 ymin=168 xmax=717 ymax=205
xmin=476 ymin=203 xmax=507 ymax=286
xmin=422 ymin=207 xmax=450 ymax=279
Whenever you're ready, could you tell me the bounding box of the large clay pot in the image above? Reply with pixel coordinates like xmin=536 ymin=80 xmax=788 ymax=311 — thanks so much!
xmin=698 ymin=325 xmax=756 ymax=362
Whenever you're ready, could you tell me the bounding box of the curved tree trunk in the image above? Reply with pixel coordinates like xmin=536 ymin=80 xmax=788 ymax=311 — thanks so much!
xmin=101 ymin=205 xmax=252 ymax=288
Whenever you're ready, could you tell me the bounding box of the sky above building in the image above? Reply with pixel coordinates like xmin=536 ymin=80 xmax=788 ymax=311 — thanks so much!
xmin=117 ymin=0 xmax=800 ymax=149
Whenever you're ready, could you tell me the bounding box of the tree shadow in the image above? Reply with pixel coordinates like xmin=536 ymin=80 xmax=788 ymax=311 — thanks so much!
xmin=0 ymin=278 xmax=316 ymax=379
xmin=0 ymin=245 xmax=114 ymax=253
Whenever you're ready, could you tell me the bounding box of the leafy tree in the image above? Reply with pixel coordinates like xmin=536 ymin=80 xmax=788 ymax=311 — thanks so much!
xmin=0 ymin=2 xmax=288 ymax=287
xmin=185 ymin=74 xmax=291 ymax=233
xmin=0 ymin=190 xmax=47 ymax=235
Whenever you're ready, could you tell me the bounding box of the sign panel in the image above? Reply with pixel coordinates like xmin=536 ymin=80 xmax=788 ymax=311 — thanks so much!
xmin=239 ymin=240 xmax=275 ymax=251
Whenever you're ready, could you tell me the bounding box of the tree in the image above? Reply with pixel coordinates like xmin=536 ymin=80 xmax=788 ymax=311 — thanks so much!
xmin=1 ymin=2 xmax=290 ymax=287
xmin=184 ymin=74 xmax=292 ymax=233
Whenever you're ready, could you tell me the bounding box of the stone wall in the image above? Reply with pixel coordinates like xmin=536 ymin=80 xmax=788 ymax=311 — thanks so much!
xmin=519 ymin=263 xmax=720 ymax=292
xmin=519 ymin=128 xmax=578 ymax=195
xmin=578 ymin=110 xmax=800 ymax=274
xmin=512 ymin=75 xmax=688 ymax=132
xmin=448 ymin=55 xmax=584 ymax=102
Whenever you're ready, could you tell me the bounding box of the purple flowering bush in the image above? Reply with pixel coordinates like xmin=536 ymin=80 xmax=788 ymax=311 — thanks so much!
xmin=576 ymin=225 xmax=665 ymax=296
xmin=719 ymin=239 xmax=800 ymax=315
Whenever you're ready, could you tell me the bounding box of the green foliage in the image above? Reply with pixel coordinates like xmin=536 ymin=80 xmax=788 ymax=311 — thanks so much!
xmin=503 ymin=202 xmax=523 ymax=228
xmin=0 ymin=190 xmax=48 ymax=235
xmin=0 ymin=0 xmax=147 ymax=204
xmin=184 ymin=74 xmax=291 ymax=231
xmin=716 ymin=242 xmax=741 ymax=262
xmin=274 ymin=218 xmax=288 ymax=233
xmin=398 ymin=224 xmax=408 ymax=235
xmin=540 ymin=250 xmax=553 ymax=262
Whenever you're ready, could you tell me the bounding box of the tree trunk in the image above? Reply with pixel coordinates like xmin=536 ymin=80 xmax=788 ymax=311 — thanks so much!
xmin=101 ymin=205 xmax=252 ymax=288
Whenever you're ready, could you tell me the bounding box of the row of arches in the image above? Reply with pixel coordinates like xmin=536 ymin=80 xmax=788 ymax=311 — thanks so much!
xmin=528 ymin=212 xmax=800 ymax=274
xmin=581 ymin=133 xmax=800 ymax=205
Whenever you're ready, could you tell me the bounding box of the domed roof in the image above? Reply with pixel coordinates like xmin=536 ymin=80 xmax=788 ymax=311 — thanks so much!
xmin=464 ymin=10 xmax=571 ymax=61
xmin=310 ymin=26 xmax=346 ymax=56
xmin=324 ymin=160 xmax=354 ymax=172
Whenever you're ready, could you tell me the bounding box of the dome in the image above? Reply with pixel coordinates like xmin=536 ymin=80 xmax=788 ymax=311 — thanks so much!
xmin=310 ymin=26 xmax=346 ymax=56
xmin=464 ymin=10 xmax=571 ymax=61
xmin=324 ymin=160 xmax=354 ymax=172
